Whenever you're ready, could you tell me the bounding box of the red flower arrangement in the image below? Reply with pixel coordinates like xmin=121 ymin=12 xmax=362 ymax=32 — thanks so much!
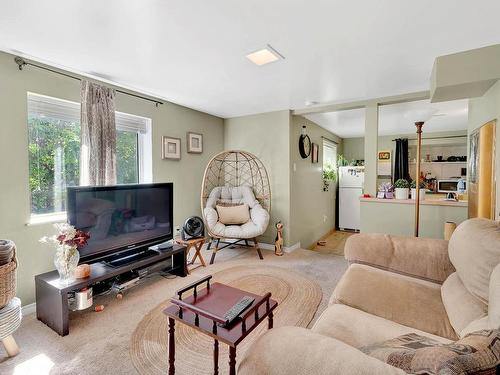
xmin=57 ymin=229 xmax=90 ymax=249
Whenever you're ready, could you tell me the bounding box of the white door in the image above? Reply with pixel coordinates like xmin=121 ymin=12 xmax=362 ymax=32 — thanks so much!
xmin=339 ymin=188 xmax=362 ymax=230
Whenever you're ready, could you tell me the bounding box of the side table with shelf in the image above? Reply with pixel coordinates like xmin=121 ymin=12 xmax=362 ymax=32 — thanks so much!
xmin=35 ymin=244 xmax=187 ymax=336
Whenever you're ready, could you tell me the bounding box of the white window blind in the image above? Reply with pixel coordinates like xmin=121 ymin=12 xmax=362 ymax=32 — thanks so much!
xmin=28 ymin=92 xmax=79 ymax=123
xmin=116 ymin=111 xmax=150 ymax=134
xmin=28 ymin=93 xmax=150 ymax=135
xmin=323 ymin=139 xmax=337 ymax=168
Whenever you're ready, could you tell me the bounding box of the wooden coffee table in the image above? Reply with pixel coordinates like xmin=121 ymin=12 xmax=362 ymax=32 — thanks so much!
xmin=163 ymin=275 xmax=278 ymax=375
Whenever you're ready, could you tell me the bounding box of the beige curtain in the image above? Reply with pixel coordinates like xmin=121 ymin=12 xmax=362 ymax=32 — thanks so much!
xmin=80 ymin=80 xmax=117 ymax=186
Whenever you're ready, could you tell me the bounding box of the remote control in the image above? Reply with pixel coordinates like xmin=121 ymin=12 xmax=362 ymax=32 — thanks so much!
xmin=223 ymin=296 xmax=255 ymax=326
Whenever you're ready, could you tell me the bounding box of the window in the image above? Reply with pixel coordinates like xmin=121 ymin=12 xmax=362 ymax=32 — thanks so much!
xmin=27 ymin=93 xmax=152 ymax=218
xmin=323 ymin=139 xmax=337 ymax=170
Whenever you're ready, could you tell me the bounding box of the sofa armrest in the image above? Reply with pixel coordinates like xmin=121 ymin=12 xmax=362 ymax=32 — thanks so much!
xmin=238 ymin=326 xmax=406 ymax=375
xmin=345 ymin=233 xmax=455 ymax=284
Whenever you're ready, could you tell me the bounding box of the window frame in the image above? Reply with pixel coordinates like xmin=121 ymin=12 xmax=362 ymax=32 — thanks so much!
xmin=322 ymin=138 xmax=338 ymax=170
xmin=26 ymin=92 xmax=152 ymax=224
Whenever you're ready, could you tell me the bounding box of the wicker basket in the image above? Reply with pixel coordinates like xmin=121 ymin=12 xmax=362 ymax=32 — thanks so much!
xmin=0 ymin=246 xmax=17 ymax=309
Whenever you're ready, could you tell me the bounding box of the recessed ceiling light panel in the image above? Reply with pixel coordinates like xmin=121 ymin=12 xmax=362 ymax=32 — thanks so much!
xmin=246 ymin=44 xmax=284 ymax=66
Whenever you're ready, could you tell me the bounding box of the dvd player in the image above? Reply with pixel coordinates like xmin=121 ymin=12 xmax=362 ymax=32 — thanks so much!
xmin=105 ymin=248 xmax=159 ymax=268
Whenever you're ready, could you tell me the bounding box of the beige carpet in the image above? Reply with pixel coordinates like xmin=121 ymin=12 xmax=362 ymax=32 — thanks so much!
xmin=131 ymin=264 xmax=322 ymax=375
xmin=0 ymin=248 xmax=348 ymax=374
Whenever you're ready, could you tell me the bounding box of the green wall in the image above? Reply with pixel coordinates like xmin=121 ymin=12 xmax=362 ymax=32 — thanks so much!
xmin=342 ymin=137 xmax=365 ymax=162
xmin=0 ymin=51 xmax=224 ymax=304
xmin=223 ymin=111 xmax=291 ymax=245
xmin=224 ymin=112 xmax=343 ymax=248
xmin=289 ymin=116 xmax=343 ymax=248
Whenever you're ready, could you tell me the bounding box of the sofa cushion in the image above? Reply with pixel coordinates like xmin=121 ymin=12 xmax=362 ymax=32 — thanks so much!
xmin=216 ymin=204 xmax=250 ymax=225
xmin=345 ymin=233 xmax=454 ymax=283
xmin=331 ymin=264 xmax=457 ymax=339
xmin=312 ymin=304 xmax=452 ymax=348
xmin=489 ymin=263 xmax=500 ymax=329
xmin=238 ymin=326 xmax=407 ymax=375
xmin=360 ymin=330 xmax=500 ymax=375
xmin=448 ymin=218 xmax=500 ymax=303
xmin=441 ymin=272 xmax=487 ymax=337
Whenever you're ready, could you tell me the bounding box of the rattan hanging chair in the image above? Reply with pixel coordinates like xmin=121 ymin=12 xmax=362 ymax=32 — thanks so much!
xmin=201 ymin=150 xmax=271 ymax=263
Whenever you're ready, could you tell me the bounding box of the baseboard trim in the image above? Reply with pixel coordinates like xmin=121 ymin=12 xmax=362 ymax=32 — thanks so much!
xmin=22 ymin=302 xmax=36 ymax=316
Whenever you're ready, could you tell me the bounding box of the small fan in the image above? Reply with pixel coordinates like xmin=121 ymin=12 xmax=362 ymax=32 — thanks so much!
xmin=181 ymin=216 xmax=204 ymax=240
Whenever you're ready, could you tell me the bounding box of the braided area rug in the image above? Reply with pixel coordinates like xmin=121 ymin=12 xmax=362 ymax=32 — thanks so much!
xmin=130 ymin=264 xmax=322 ymax=375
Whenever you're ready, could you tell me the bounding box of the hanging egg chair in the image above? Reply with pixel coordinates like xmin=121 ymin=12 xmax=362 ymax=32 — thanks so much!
xmin=200 ymin=150 xmax=271 ymax=263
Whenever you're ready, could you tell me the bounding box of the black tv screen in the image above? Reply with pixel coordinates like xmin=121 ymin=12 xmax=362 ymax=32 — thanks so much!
xmin=67 ymin=183 xmax=173 ymax=261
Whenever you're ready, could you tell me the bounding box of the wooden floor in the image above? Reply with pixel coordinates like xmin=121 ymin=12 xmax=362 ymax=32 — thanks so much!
xmin=310 ymin=230 xmax=355 ymax=256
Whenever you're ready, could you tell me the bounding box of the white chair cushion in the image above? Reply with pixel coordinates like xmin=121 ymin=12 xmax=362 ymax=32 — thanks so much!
xmin=206 ymin=186 xmax=258 ymax=209
xmin=448 ymin=218 xmax=500 ymax=303
xmin=441 ymin=272 xmax=487 ymax=337
xmin=204 ymin=186 xmax=270 ymax=239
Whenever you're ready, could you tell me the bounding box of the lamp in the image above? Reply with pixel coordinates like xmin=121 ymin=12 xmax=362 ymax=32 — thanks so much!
xmin=404 ymin=108 xmax=438 ymax=237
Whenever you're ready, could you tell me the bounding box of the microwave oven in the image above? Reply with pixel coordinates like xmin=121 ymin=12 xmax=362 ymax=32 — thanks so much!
xmin=437 ymin=179 xmax=466 ymax=193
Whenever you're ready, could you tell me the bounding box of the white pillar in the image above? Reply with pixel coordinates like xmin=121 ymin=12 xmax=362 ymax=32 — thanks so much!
xmin=364 ymin=103 xmax=379 ymax=196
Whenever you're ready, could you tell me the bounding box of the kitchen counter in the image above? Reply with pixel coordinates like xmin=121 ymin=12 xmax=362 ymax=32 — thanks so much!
xmin=360 ymin=197 xmax=467 ymax=207
xmin=359 ymin=195 xmax=468 ymax=239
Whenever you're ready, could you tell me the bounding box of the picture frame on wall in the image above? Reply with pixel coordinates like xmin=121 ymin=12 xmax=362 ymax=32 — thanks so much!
xmin=162 ymin=136 xmax=181 ymax=160
xmin=187 ymin=132 xmax=203 ymax=154
xmin=311 ymin=143 xmax=319 ymax=163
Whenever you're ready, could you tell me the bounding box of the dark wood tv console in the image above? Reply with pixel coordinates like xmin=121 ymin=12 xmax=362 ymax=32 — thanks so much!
xmin=35 ymin=244 xmax=187 ymax=336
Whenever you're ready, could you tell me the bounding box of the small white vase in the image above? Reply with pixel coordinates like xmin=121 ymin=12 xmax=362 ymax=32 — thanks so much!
xmin=411 ymin=188 xmax=425 ymax=200
xmin=395 ymin=188 xmax=409 ymax=200
xmin=54 ymin=245 xmax=80 ymax=284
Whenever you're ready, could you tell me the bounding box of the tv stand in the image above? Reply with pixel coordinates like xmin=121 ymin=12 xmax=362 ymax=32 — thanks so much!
xmin=35 ymin=244 xmax=187 ymax=336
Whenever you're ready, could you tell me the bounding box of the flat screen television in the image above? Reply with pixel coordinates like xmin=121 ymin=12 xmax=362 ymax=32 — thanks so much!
xmin=67 ymin=183 xmax=173 ymax=262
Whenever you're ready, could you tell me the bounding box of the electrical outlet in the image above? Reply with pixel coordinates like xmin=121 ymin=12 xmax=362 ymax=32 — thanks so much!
xmin=323 ymin=215 xmax=327 ymax=223
xmin=174 ymin=226 xmax=181 ymax=237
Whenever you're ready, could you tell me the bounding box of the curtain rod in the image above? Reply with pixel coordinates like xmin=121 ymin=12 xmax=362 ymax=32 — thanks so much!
xmin=14 ymin=56 xmax=164 ymax=107
xmin=321 ymin=135 xmax=338 ymax=145
xmin=391 ymin=135 xmax=466 ymax=142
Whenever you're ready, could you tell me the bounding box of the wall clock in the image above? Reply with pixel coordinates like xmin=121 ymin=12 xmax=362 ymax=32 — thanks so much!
xmin=298 ymin=126 xmax=311 ymax=158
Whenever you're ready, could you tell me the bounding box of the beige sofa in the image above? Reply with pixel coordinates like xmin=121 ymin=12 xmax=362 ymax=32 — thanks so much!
xmin=239 ymin=218 xmax=500 ymax=374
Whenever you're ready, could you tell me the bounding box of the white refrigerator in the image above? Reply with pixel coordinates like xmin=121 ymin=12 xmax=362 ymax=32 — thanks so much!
xmin=339 ymin=166 xmax=364 ymax=231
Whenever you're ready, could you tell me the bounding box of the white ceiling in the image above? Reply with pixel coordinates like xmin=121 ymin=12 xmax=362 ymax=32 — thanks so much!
xmin=305 ymin=99 xmax=469 ymax=138
xmin=1 ymin=1 xmax=499 ymax=118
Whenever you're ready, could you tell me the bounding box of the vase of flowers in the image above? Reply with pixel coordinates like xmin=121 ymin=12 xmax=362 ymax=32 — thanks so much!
xmin=378 ymin=182 xmax=394 ymax=199
xmin=40 ymin=223 xmax=90 ymax=284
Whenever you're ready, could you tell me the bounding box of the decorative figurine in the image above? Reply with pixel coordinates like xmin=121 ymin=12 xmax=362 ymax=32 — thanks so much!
xmin=274 ymin=221 xmax=284 ymax=256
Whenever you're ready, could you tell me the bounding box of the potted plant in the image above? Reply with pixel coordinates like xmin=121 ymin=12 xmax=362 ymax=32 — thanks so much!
xmin=410 ymin=180 xmax=426 ymax=200
xmin=337 ymin=154 xmax=349 ymax=167
xmin=394 ymin=179 xmax=410 ymax=200
xmin=322 ymin=163 xmax=337 ymax=192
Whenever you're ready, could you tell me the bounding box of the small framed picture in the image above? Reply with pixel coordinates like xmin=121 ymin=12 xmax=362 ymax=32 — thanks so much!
xmin=311 ymin=143 xmax=319 ymax=163
xmin=187 ymin=132 xmax=203 ymax=154
xmin=162 ymin=136 xmax=181 ymax=160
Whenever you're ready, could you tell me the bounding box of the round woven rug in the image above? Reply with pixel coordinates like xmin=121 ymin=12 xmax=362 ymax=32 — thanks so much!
xmin=130 ymin=264 xmax=322 ymax=375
